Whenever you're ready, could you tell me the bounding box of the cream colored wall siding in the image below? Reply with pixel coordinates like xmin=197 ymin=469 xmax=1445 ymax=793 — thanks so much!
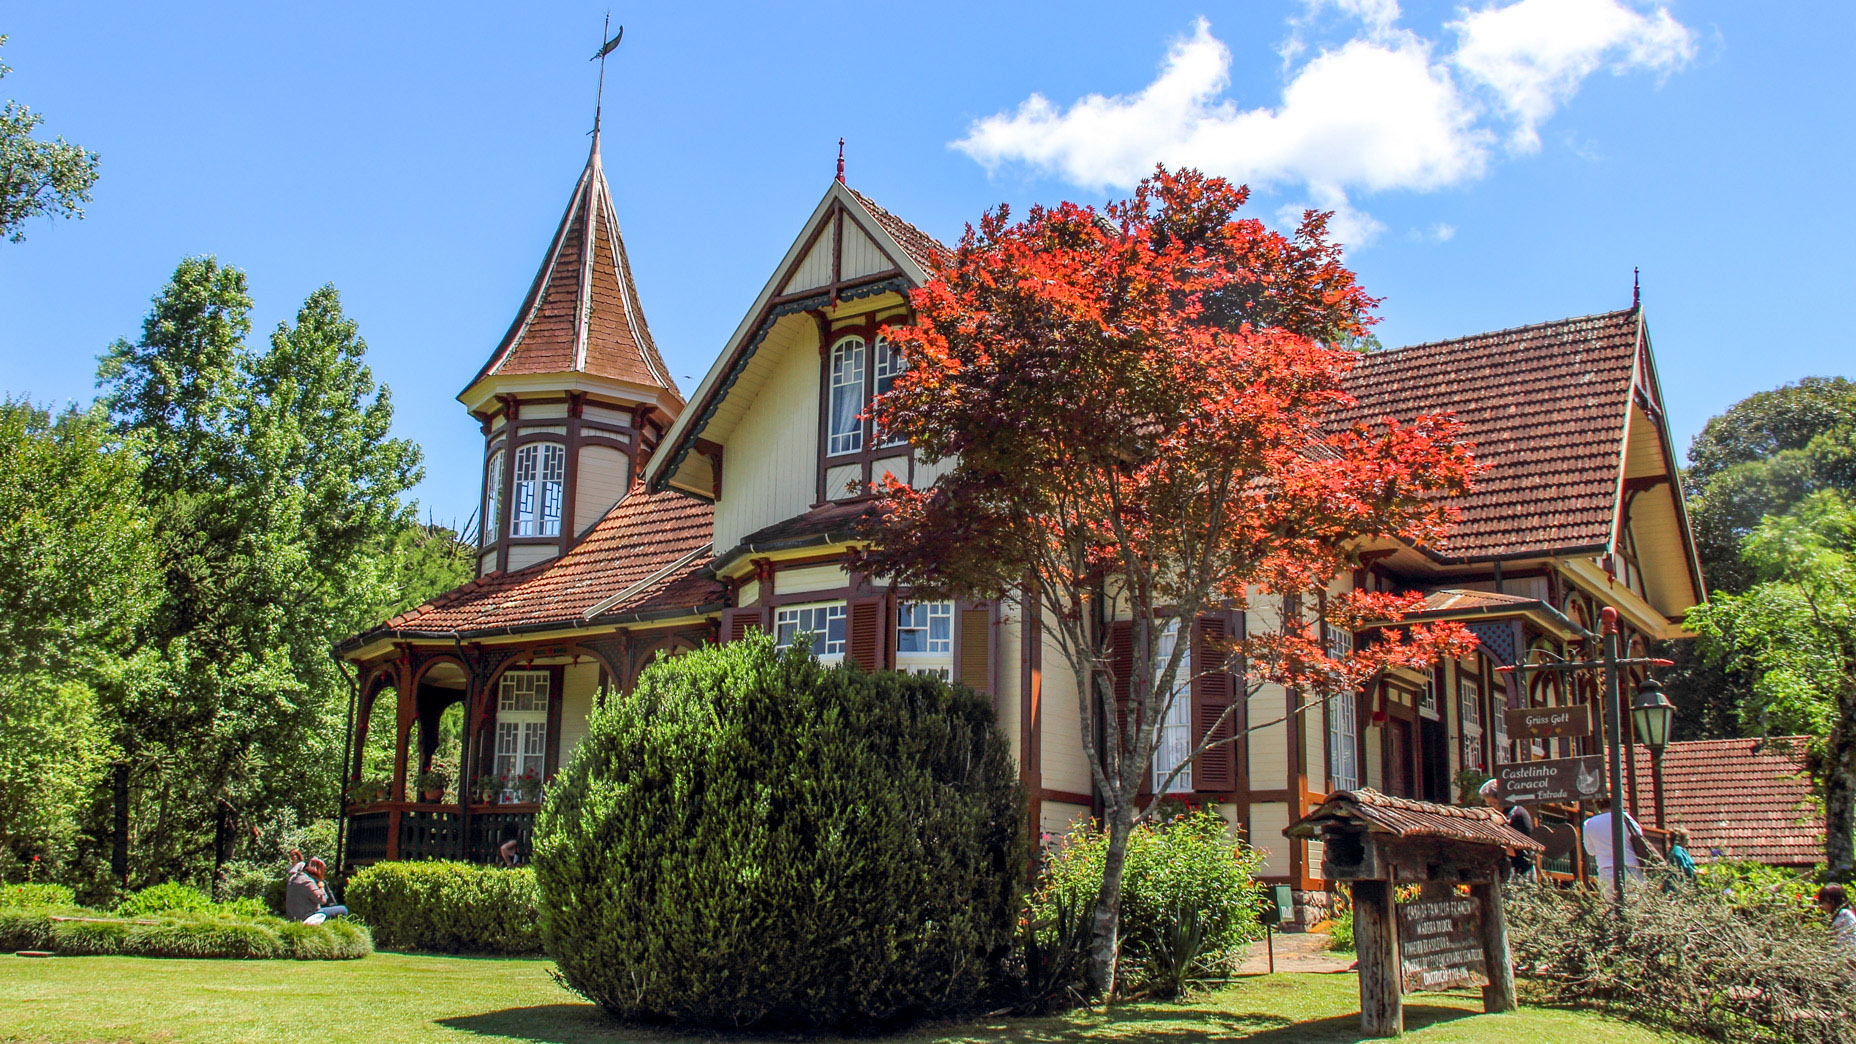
xmin=574 ymin=445 xmax=630 ymax=535
xmin=1305 ymin=691 xmax=1327 ymax=792
xmin=737 ymin=579 xmax=760 ymax=606
xmin=840 ymin=222 xmax=892 ymax=280
xmin=872 ymin=455 xmax=910 ymax=485
xmin=911 ymin=453 xmax=957 ymax=491
xmin=1039 ymin=641 xmax=1094 ymax=795
xmin=994 ymin=602 xmax=1024 ymax=767
xmin=1247 ymin=684 xmax=1289 ymax=789
xmin=557 ymin=663 xmax=599 ymax=763
xmin=825 ymin=463 xmax=861 ymax=501
xmin=670 ymin=451 xmax=715 ymax=499
xmin=507 ymin=544 xmax=558 ymax=572
xmin=526 ymin=403 xmax=570 ymax=420
xmin=1040 ymin=801 xmax=1092 ymax=840
xmin=583 ymin=405 xmax=633 ymax=427
xmin=524 ymin=424 xmax=568 ymax=436
xmin=782 ymin=234 xmax=832 ymax=294
xmin=1307 ymin=839 xmax=1326 ymax=880
xmin=478 ymin=551 xmax=496 ymax=577
xmin=775 ymin=564 xmax=848 ymax=596
xmin=1365 ymin=723 xmax=1384 ymax=791
xmin=490 ymin=415 xmax=507 ymax=433
xmin=1249 ymin=802 xmax=1290 ymax=875
xmin=711 ymin=335 xmax=821 ymax=552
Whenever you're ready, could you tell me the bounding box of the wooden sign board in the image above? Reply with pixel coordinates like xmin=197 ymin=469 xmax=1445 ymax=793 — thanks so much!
xmin=1505 ymin=704 xmax=1593 ymax=741
xmin=1495 ymin=755 xmax=1606 ymax=806
xmin=1398 ymin=893 xmax=1488 ymax=993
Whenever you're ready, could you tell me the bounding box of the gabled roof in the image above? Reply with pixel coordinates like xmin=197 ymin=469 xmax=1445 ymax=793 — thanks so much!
xmin=1332 ymin=308 xmax=1644 ymax=562
xmin=464 ymin=132 xmax=680 ymax=406
xmin=1628 ymin=737 xmax=1823 ymax=866
xmin=339 ymin=487 xmax=720 ymax=648
xmin=645 ymin=181 xmax=948 ymax=495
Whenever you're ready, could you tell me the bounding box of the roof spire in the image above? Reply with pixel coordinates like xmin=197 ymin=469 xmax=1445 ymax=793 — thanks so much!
xmin=836 ymin=138 xmax=845 ymax=184
xmin=590 ymin=15 xmax=622 ymax=138
xmin=1632 ymin=266 xmax=1640 ymax=309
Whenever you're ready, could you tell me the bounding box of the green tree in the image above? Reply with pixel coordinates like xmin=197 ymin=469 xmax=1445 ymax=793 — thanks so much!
xmin=1689 ymin=491 xmax=1856 ymax=880
xmin=0 ymin=400 xmax=153 ymax=877
xmin=0 ymin=36 xmax=100 ymax=243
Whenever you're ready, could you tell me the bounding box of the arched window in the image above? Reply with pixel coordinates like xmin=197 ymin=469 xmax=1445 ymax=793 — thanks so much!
xmin=874 ymin=336 xmax=906 ymax=446
xmin=482 ymin=447 xmax=503 ymax=546
xmin=827 ymin=336 xmax=866 ymax=456
xmin=495 ymin=670 xmax=550 ymax=792
xmin=511 ymin=442 xmax=565 ymax=537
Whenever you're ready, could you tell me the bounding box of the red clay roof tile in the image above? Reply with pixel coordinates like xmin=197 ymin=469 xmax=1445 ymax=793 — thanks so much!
xmin=1627 ymin=737 xmax=1822 ymax=866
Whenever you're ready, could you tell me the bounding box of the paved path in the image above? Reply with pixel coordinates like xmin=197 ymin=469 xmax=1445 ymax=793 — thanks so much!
xmin=1233 ymin=929 xmax=1358 ymax=975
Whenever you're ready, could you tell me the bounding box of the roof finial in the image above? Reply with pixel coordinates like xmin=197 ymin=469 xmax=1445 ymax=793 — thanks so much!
xmin=590 ymin=15 xmax=623 ymax=139
xmin=1632 ymin=266 xmax=1640 ymax=309
xmin=836 ymin=138 xmax=845 ymax=184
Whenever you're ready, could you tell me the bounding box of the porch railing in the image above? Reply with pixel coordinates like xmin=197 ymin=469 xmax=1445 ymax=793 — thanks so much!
xmin=341 ymin=802 xmax=537 ymax=870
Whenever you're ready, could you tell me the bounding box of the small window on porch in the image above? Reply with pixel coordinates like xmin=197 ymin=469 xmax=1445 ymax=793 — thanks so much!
xmin=495 ymin=671 xmax=550 ymax=793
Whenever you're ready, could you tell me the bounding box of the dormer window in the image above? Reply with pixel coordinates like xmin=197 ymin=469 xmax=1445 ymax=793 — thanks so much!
xmin=482 ymin=447 xmax=504 ymax=547
xmin=828 ymin=336 xmax=866 ymax=456
xmin=511 ymin=442 xmax=565 ymax=537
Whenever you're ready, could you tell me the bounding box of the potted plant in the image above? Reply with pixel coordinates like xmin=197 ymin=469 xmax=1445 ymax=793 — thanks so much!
xmin=346 ymin=778 xmax=389 ymax=806
xmin=512 ymin=768 xmax=544 ymax=803
xmin=416 ymin=763 xmax=450 ymax=802
xmin=472 ymin=773 xmax=505 ymax=805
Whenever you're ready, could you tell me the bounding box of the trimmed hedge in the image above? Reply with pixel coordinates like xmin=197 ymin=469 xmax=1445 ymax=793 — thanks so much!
xmin=535 ymin=636 xmax=1026 ymax=1032
xmin=0 ymin=906 xmax=371 ymax=959
xmin=344 ymin=861 xmax=539 ymax=955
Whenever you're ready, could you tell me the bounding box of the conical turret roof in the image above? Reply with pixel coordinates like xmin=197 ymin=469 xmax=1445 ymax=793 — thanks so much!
xmin=465 ymin=133 xmax=680 ymax=405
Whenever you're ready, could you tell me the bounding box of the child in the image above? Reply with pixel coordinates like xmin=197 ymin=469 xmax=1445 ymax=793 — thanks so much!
xmin=1665 ymin=825 xmax=1698 ymax=880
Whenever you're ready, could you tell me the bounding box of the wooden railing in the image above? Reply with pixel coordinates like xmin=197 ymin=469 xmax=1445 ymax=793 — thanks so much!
xmin=342 ymin=802 xmax=538 ymax=869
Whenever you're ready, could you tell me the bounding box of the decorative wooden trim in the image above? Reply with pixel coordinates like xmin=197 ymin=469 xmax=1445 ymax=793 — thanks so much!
xmin=1021 ymin=592 xmax=1043 ymax=836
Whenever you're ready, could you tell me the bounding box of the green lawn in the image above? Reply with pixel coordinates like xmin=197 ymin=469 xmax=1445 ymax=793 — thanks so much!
xmin=0 ymin=952 xmax=1686 ymax=1044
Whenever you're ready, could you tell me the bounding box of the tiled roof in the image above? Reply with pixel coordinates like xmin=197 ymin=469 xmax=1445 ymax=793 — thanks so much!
xmin=710 ymin=501 xmax=878 ymax=571
xmin=1422 ymin=589 xmax=1541 ymax=612
xmin=1628 ymin=737 xmax=1822 ymax=866
xmin=1288 ymin=788 xmax=1543 ymax=851
xmin=347 ymin=488 xmax=720 ymax=644
xmin=468 ymin=135 xmax=681 ymax=402
xmin=846 ymin=187 xmax=951 ymax=274
xmin=1332 ymin=309 xmax=1642 ymax=561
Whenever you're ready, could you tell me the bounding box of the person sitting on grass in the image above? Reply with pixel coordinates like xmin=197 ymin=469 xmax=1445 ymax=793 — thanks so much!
xmin=284 ymin=856 xmax=348 ymax=923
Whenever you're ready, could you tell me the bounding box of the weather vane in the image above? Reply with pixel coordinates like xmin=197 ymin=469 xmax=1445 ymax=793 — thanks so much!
xmin=591 ymin=15 xmax=623 ymax=136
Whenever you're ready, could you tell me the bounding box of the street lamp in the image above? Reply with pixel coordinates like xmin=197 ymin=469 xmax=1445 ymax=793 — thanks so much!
xmin=1631 ymin=677 xmax=1676 ymax=828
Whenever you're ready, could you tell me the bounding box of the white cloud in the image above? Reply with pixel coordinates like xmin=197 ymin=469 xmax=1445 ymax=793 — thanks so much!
xmin=1452 ymin=0 xmax=1695 ymax=152
xmin=1407 ymin=222 xmax=1458 ymax=243
xmin=952 ymin=2 xmax=1694 ymax=247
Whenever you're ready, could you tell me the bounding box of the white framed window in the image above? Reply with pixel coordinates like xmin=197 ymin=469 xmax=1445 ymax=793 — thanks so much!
xmin=1420 ymin=668 xmax=1442 ymax=720
xmin=1152 ymin=620 xmax=1193 ymax=794
xmin=1493 ymin=684 xmax=1513 ymax=765
xmin=494 ymin=670 xmax=550 ymax=792
xmin=1458 ymin=677 xmax=1485 ymax=773
xmin=483 ymin=447 xmax=503 ymax=546
xmin=1325 ymin=622 xmax=1355 ymax=661
xmin=510 ymin=442 xmax=565 ymax=537
xmin=873 ymin=337 xmax=906 ymax=446
xmin=1329 ymin=689 xmax=1361 ymax=793
xmin=827 ymin=337 xmax=866 ymax=456
xmin=775 ymin=602 xmax=848 ymax=663
xmin=895 ymin=600 xmax=953 ymax=680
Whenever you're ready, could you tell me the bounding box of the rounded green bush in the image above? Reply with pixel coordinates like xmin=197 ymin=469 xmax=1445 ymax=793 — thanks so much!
xmin=534 ymin=636 xmax=1026 ymax=1032
xmin=115 ymin=881 xmax=210 ymax=918
xmin=0 ymin=883 xmax=76 ymax=908
xmin=345 ymin=861 xmax=538 ymax=954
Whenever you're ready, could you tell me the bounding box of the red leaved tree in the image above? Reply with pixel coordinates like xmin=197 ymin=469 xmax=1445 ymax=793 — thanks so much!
xmin=851 ymin=168 xmax=1480 ymax=997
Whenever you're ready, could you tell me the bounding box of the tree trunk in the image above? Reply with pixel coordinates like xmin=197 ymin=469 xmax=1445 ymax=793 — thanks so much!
xmin=1828 ymin=708 xmax=1855 ymax=883
xmin=110 ymin=761 xmax=130 ymax=887
xmin=1085 ymin=799 xmax=1138 ymax=1000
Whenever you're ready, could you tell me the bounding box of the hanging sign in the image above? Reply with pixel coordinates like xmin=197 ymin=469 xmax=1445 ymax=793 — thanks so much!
xmin=1504 ymin=704 xmax=1593 ymax=742
xmin=1494 ymin=755 xmax=1606 ymax=805
xmin=1398 ymin=892 xmax=1488 ymax=992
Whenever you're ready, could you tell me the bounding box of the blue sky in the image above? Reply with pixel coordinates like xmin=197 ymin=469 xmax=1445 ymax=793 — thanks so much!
xmin=2 ymin=2 xmax=1850 ymax=525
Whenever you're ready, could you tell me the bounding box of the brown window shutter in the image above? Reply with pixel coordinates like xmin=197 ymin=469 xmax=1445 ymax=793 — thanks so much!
xmin=848 ymin=598 xmax=883 ymax=670
xmin=956 ymin=604 xmax=991 ymax=692
xmin=1108 ymin=619 xmax=1136 ymax=757
xmin=722 ymin=607 xmax=761 ymax=643
xmin=1192 ymin=615 xmax=1236 ymax=791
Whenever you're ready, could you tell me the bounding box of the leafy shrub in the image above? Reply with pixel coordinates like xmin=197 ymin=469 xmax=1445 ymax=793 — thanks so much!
xmin=52 ymin=918 xmax=130 ymax=955
xmin=535 ymin=637 xmax=1026 ymax=1032
xmin=115 ymin=881 xmax=211 ymax=918
xmin=1325 ymin=899 xmax=1355 ymax=953
xmin=0 ymin=907 xmax=53 ymax=950
xmin=345 ymin=860 xmax=539 ymax=955
xmin=216 ymin=860 xmax=274 ymax=905
xmin=215 ymin=897 xmax=272 ymax=919
xmin=1508 ymin=879 xmax=1856 ymax=1043
xmin=0 ymin=883 xmax=75 ymax=908
xmin=1695 ymin=860 xmax=1821 ymax=918
xmin=1031 ymin=810 xmax=1264 ymax=998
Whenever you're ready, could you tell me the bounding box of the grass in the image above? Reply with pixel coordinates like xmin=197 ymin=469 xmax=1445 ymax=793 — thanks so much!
xmin=0 ymin=951 xmax=1691 ymax=1044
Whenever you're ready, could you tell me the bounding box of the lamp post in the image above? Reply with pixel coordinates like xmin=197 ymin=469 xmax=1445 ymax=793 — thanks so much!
xmin=1631 ymin=676 xmax=1676 ymax=830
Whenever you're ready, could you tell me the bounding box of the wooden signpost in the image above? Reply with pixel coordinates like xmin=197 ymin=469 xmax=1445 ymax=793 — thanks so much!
xmin=1504 ymin=704 xmax=1592 ymax=742
xmin=1287 ymin=789 xmax=1541 ymax=1038
xmin=1494 ymin=755 xmax=1607 ymax=806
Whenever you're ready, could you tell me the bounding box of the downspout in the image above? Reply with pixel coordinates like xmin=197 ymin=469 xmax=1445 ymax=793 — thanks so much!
xmin=333 ymin=654 xmax=359 ymax=884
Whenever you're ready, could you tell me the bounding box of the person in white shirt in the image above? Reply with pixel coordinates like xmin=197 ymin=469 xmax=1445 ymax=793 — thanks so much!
xmin=1581 ymin=794 xmax=1646 ymax=892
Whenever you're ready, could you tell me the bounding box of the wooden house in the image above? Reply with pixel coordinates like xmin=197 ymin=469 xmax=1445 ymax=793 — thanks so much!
xmin=335 ymin=135 xmax=1705 ymax=923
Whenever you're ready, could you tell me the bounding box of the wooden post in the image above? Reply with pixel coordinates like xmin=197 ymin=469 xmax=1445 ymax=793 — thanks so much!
xmin=1353 ymin=879 xmax=1402 ymax=1037
xmin=1475 ymin=879 xmax=1516 ymax=1013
